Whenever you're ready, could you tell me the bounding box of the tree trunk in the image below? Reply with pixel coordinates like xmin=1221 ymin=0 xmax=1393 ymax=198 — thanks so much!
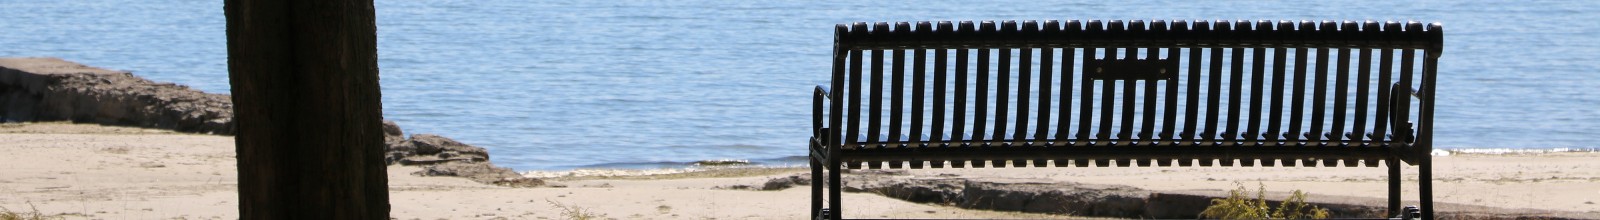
xmin=225 ymin=0 xmax=388 ymax=219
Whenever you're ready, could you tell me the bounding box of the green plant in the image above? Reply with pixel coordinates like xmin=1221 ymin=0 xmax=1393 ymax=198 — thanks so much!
xmin=0 ymin=203 xmax=62 ymax=220
xmin=1200 ymin=183 xmax=1330 ymax=219
xmin=546 ymin=199 xmax=605 ymax=220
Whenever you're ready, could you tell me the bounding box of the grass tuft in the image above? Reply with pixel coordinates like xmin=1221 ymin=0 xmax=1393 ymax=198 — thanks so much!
xmin=0 ymin=203 xmax=62 ymax=220
xmin=546 ymin=199 xmax=605 ymax=220
xmin=1200 ymin=183 xmax=1330 ymax=220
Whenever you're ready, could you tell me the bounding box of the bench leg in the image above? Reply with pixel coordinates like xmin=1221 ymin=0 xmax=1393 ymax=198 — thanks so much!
xmin=1387 ymin=158 xmax=1402 ymax=217
xmin=828 ymin=158 xmax=842 ymax=220
xmin=811 ymin=155 xmax=823 ymax=220
xmin=1419 ymin=156 xmax=1435 ymax=219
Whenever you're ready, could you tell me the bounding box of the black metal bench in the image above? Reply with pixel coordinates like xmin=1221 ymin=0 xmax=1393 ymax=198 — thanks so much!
xmin=809 ymin=20 xmax=1441 ymax=219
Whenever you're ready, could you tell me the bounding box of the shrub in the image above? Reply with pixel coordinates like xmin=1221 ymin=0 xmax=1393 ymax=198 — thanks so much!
xmin=1200 ymin=183 xmax=1330 ymax=219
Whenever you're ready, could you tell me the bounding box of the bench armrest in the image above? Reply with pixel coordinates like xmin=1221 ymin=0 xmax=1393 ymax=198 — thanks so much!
xmin=1389 ymin=83 xmax=1431 ymax=160
xmin=1405 ymin=84 xmax=1426 ymax=101
xmin=813 ymin=84 xmax=832 ymax=141
xmin=815 ymin=85 xmax=832 ymax=98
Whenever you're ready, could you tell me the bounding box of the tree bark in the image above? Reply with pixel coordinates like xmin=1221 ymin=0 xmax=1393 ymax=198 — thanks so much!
xmin=225 ymin=0 xmax=388 ymax=219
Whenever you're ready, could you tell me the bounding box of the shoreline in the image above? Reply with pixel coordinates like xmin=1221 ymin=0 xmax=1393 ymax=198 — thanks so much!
xmin=4 ymin=122 xmax=1598 ymax=219
xmin=4 ymin=57 xmax=1597 ymax=218
xmin=0 ymin=57 xmax=536 ymax=186
xmin=529 ymin=147 xmax=1600 ymax=173
xmin=0 ymin=122 xmax=1071 ymax=219
xmin=7 ymin=56 xmax=1597 ymax=174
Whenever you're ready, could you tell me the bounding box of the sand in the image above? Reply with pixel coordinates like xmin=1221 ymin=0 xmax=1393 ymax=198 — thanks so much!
xmin=0 ymin=123 xmax=1061 ymax=219
xmin=2 ymin=122 xmax=1596 ymax=219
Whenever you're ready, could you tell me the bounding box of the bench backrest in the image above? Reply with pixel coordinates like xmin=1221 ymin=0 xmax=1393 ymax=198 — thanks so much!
xmin=819 ymin=20 xmax=1440 ymax=155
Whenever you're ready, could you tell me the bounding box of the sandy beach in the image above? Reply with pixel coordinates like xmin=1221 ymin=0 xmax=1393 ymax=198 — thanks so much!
xmin=2 ymin=122 xmax=1597 ymax=219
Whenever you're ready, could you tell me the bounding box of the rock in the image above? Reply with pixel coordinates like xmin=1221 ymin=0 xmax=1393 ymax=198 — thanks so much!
xmin=874 ymin=179 xmax=963 ymax=204
xmin=0 ymin=58 xmax=537 ymax=186
xmin=955 ymin=181 xmax=1147 ymax=216
xmin=410 ymin=134 xmax=488 ymax=162
xmin=387 ymin=140 xmax=416 ymax=153
xmin=381 ymin=120 xmax=404 ymax=143
xmin=380 ymin=121 xmax=415 ymax=165
xmin=0 ymin=58 xmax=234 ymax=134
xmin=759 ymin=174 xmax=812 ymax=191
xmin=491 ymin=178 xmax=546 ymax=188
xmin=412 ymin=162 xmax=528 ymax=184
xmin=384 ymin=151 xmax=407 ymax=165
xmin=957 ymin=181 xmax=1039 ymax=212
xmin=397 ymin=155 xmax=469 ymax=166
xmin=1143 ymin=192 xmax=1216 ymax=219
xmin=843 ymin=176 xmax=1150 ymax=218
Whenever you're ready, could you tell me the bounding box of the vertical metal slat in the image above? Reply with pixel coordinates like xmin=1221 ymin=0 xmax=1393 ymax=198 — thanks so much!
xmin=934 ymin=46 xmax=940 ymax=142
xmin=889 ymin=48 xmax=906 ymax=145
xmin=1140 ymin=47 xmax=1161 ymax=144
xmin=846 ymin=48 xmax=865 ymax=146
xmin=1118 ymin=47 xmax=1137 ymax=145
xmin=911 ymin=48 xmax=926 ymax=145
xmin=1036 ymin=47 xmax=1055 ymax=142
xmin=1181 ymin=47 xmax=1204 ymax=143
xmin=1267 ymin=46 xmax=1288 ymax=143
xmin=868 ymin=48 xmax=885 ymax=146
xmin=910 ymin=22 xmax=931 ymax=146
xmin=1057 ymin=44 xmax=1079 ymax=146
xmin=1077 ymin=47 xmax=1097 ymax=145
xmin=1099 ymin=47 xmax=1119 ymax=145
xmin=1398 ymin=46 xmax=1416 ymax=144
xmin=931 ymin=22 xmax=952 ymax=144
xmin=994 ymin=47 xmax=1011 ymax=144
xmin=1247 ymin=46 xmax=1267 ymax=142
xmin=1309 ymin=45 xmax=1330 ymax=144
xmin=953 ymin=47 xmax=969 ymax=144
xmin=1332 ymin=46 xmax=1352 ymax=145
xmin=1016 ymin=47 xmax=1034 ymax=143
xmin=1287 ymin=46 xmax=1309 ymax=144
xmin=1203 ymin=47 xmax=1224 ymax=144
xmin=1308 ymin=21 xmax=1335 ymax=145
xmin=1373 ymin=47 xmax=1392 ymax=143
xmin=1160 ymin=47 xmax=1181 ymax=142
xmin=975 ymin=46 xmax=991 ymax=144
xmin=1160 ymin=21 xmax=1183 ymax=144
xmin=1353 ymin=47 xmax=1373 ymax=145
xmin=1226 ymin=46 xmax=1245 ymax=142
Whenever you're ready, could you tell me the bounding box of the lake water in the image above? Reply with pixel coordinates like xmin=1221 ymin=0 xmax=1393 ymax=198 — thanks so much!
xmin=3 ymin=0 xmax=1597 ymax=170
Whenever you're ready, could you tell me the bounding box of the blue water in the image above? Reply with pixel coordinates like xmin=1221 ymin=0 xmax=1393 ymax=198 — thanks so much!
xmin=3 ymin=1 xmax=1598 ymax=170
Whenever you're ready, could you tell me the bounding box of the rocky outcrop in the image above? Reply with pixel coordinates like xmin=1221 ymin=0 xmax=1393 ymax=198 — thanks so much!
xmin=0 ymin=57 xmax=233 ymax=134
xmin=380 ymin=119 xmax=542 ymax=187
xmin=382 ymin=126 xmax=490 ymax=166
xmin=1 ymin=57 xmax=540 ymax=187
xmin=758 ymin=174 xmax=812 ymax=191
xmin=411 ymin=134 xmax=489 ymax=161
xmin=412 ymin=162 xmax=543 ymax=187
xmin=833 ymin=175 xmax=1152 ymax=218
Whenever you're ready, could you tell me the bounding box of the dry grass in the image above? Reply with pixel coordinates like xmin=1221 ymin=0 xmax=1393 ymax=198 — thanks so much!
xmin=0 ymin=203 xmax=62 ymax=220
xmin=545 ymin=199 xmax=605 ymax=220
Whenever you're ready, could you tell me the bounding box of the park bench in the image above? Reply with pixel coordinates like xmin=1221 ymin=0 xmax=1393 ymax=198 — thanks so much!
xmin=809 ymin=20 xmax=1440 ymax=219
